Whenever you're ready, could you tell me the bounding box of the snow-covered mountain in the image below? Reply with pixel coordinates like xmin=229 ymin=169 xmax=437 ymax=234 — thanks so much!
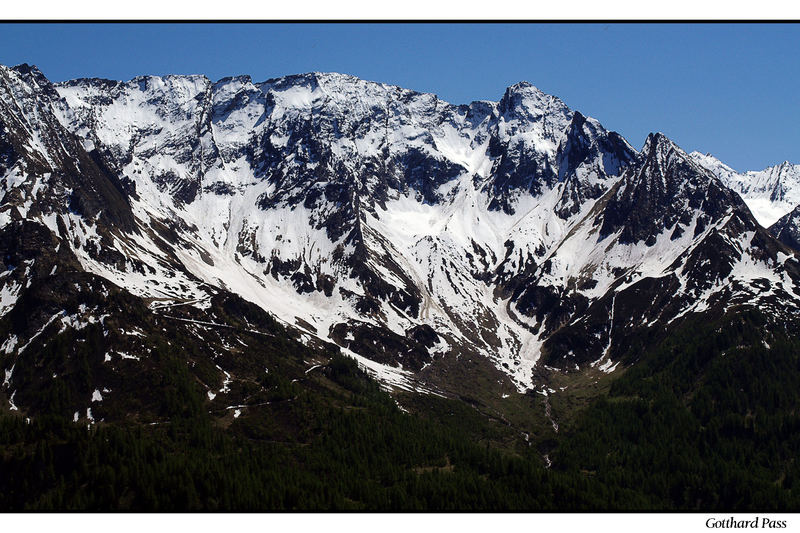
xmin=46 ymin=68 xmax=642 ymax=390
xmin=691 ymin=152 xmax=800 ymax=227
xmin=2 ymin=62 xmax=799 ymax=413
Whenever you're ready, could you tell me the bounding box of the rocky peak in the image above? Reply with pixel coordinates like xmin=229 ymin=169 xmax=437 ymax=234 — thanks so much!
xmin=495 ymin=82 xmax=572 ymax=149
xmin=598 ymin=132 xmax=746 ymax=245
xmin=641 ymin=132 xmax=680 ymax=164
xmin=4 ymin=64 xmax=60 ymax=98
xmin=0 ymin=64 xmax=136 ymax=232
xmin=553 ymin=111 xmax=637 ymax=219
xmin=770 ymin=205 xmax=800 ymax=251
xmin=557 ymin=111 xmax=637 ymax=176
xmin=498 ymin=82 xmax=569 ymax=120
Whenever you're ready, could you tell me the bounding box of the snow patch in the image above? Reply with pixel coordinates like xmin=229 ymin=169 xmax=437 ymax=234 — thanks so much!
xmin=1 ymin=335 xmax=18 ymax=354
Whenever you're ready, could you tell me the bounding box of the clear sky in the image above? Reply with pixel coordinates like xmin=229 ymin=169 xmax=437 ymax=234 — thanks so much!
xmin=0 ymin=22 xmax=797 ymax=172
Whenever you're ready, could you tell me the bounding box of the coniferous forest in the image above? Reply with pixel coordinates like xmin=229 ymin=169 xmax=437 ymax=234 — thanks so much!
xmin=2 ymin=307 xmax=800 ymax=511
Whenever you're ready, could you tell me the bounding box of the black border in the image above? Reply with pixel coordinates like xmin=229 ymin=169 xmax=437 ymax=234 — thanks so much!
xmin=0 ymin=19 xmax=800 ymax=23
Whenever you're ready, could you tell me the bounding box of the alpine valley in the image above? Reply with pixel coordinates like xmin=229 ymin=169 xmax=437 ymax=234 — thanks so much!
xmin=2 ymin=63 xmax=800 ymax=511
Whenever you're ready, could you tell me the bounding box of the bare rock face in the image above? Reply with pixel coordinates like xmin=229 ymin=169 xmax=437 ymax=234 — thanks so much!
xmin=771 ymin=205 xmax=800 ymax=252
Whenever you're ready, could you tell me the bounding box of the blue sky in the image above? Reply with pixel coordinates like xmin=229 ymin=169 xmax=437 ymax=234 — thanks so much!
xmin=0 ymin=22 xmax=797 ymax=171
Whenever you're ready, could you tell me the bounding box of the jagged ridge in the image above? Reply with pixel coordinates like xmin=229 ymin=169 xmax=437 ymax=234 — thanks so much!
xmin=0 ymin=63 xmax=798 ymax=404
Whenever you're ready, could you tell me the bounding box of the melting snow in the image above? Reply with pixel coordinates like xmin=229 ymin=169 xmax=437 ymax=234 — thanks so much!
xmin=18 ymin=312 xmax=63 ymax=353
xmin=216 ymin=365 xmax=232 ymax=393
xmin=1 ymin=335 xmax=18 ymax=354
xmin=0 ymin=281 xmax=21 ymax=317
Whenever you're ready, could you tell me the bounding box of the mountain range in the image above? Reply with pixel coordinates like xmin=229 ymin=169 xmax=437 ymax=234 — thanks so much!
xmin=1 ymin=63 xmax=800 ymax=510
